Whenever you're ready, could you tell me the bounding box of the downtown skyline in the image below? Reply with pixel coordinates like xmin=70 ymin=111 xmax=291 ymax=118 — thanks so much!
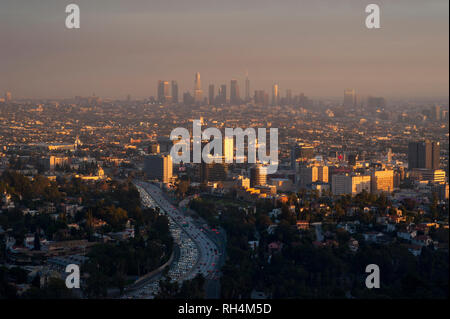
xmin=2 ymin=71 xmax=450 ymax=104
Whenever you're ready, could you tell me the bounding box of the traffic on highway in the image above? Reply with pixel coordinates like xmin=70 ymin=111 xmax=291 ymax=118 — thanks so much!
xmin=122 ymin=181 xmax=221 ymax=299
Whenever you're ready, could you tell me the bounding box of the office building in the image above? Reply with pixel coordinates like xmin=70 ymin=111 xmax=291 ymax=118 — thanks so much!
xmin=318 ymin=166 xmax=329 ymax=183
xmin=431 ymin=183 xmax=449 ymax=201
xmin=183 ymin=91 xmax=194 ymax=105
xmin=332 ymin=174 xmax=371 ymax=196
xmin=218 ymin=84 xmax=227 ymax=104
xmin=40 ymin=156 xmax=70 ymax=171
xmin=410 ymin=169 xmax=446 ymax=184
xmin=343 ymin=88 xmax=356 ymax=108
xmin=157 ymin=137 xmax=173 ymax=153
xmin=149 ymin=142 xmax=160 ymax=154
xmin=298 ymin=166 xmax=318 ymax=189
xmin=431 ymin=105 xmax=441 ymax=121
xmin=298 ymin=165 xmax=328 ymax=188
xmin=171 ymin=81 xmax=179 ymax=104
xmin=194 ymin=72 xmax=203 ymax=103
xmin=387 ymin=148 xmax=393 ymax=163
xmin=4 ymin=92 xmax=12 ymax=103
xmin=144 ymin=154 xmax=173 ymax=183
xmin=270 ymin=178 xmax=294 ymax=192
xmin=371 ymin=170 xmax=394 ymax=194
xmin=254 ymin=90 xmax=267 ymax=105
xmin=201 ymin=156 xmax=228 ymax=183
xmin=208 ymin=84 xmax=215 ymax=105
xmin=237 ymin=176 xmax=250 ymax=189
xmin=157 ymin=80 xmax=170 ymax=103
xmin=245 ymin=72 xmax=250 ymax=102
xmin=272 ymin=84 xmax=279 ymax=105
xmin=230 ymin=79 xmax=240 ymax=105
xmin=250 ymin=164 xmax=268 ymax=187
xmin=286 ymin=89 xmax=292 ymax=105
xmin=408 ymin=140 xmax=440 ymax=170
xmin=223 ymin=136 xmax=234 ymax=163
xmin=290 ymin=144 xmax=315 ymax=170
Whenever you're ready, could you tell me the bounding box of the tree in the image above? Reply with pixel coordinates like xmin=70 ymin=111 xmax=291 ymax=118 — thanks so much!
xmin=177 ymin=180 xmax=190 ymax=197
xmin=33 ymin=232 xmax=41 ymax=251
xmin=23 ymin=277 xmax=74 ymax=299
xmin=178 ymin=275 xmax=206 ymax=298
xmin=155 ymin=275 xmax=179 ymax=299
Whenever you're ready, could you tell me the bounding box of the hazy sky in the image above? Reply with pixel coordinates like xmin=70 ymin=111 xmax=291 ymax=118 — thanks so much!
xmin=0 ymin=0 xmax=448 ymax=99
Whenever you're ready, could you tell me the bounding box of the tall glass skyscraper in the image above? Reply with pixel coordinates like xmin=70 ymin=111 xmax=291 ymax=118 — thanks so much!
xmin=171 ymin=80 xmax=178 ymax=104
xmin=230 ymin=79 xmax=240 ymax=105
xmin=194 ymin=72 xmax=203 ymax=103
xmin=408 ymin=140 xmax=440 ymax=170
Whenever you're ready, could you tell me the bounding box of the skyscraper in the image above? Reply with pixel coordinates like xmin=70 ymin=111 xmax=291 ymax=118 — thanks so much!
xmin=183 ymin=91 xmax=194 ymax=105
xmin=290 ymin=144 xmax=315 ymax=170
xmin=387 ymin=148 xmax=393 ymax=163
xmin=431 ymin=105 xmax=441 ymax=121
xmin=208 ymin=84 xmax=215 ymax=105
xmin=250 ymin=164 xmax=268 ymax=187
xmin=194 ymin=72 xmax=203 ymax=103
xmin=171 ymin=81 xmax=179 ymax=104
xmin=408 ymin=140 xmax=440 ymax=170
xmin=245 ymin=71 xmax=250 ymax=102
xmin=144 ymin=154 xmax=173 ymax=183
xmin=343 ymin=88 xmax=356 ymax=108
xmin=201 ymin=159 xmax=228 ymax=183
xmin=230 ymin=79 xmax=240 ymax=105
xmin=223 ymin=136 xmax=234 ymax=163
xmin=157 ymin=80 xmax=170 ymax=103
xmin=332 ymin=174 xmax=371 ymax=196
xmin=4 ymin=92 xmax=12 ymax=103
xmin=371 ymin=170 xmax=394 ymax=194
xmin=272 ymin=83 xmax=279 ymax=105
xmin=218 ymin=84 xmax=227 ymax=104
xmin=286 ymin=89 xmax=292 ymax=105
xmin=298 ymin=166 xmax=318 ymax=189
xmin=254 ymin=90 xmax=266 ymax=105
xmin=149 ymin=142 xmax=160 ymax=154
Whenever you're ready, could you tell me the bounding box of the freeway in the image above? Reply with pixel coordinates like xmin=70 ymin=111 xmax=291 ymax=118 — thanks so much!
xmin=179 ymin=198 xmax=227 ymax=298
xmin=123 ymin=181 xmax=222 ymax=299
xmin=122 ymin=183 xmax=198 ymax=298
xmin=138 ymin=182 xmax=221 ymax=281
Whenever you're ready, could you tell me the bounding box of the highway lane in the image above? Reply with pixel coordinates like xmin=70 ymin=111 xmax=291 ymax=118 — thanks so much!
xmin=179 ymin=205 xmax=227 ymax=299
xmin=122 ymin=183 xmax=198 ymax=299
xmin=124 ymin=181 xmax=222 ymax=299
xmin=138 ymin=182 xmax=221 ymax=282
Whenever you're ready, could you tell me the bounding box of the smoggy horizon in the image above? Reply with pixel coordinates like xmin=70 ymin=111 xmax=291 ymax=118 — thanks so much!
xmin=0 ymin=0 xmax=448 ymax=100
